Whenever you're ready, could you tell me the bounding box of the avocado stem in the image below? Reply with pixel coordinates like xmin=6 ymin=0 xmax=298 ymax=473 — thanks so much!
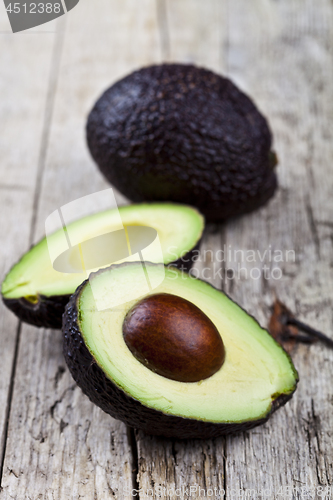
xmin=270 ymin=300 xmax=333 ymax=352
xmin=286 ymin=318 xmax=333 ymax=349
xmin=283 ymin=332 xmax=316 ymax=344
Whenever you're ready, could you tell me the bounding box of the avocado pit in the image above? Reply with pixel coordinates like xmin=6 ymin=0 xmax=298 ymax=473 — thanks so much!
xmin=122 ymin=293 xmax=225 ymax=382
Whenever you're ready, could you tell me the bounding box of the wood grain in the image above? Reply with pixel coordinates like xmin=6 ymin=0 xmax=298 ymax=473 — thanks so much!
xmin=0 ymin=14 xmax=58 ymax=486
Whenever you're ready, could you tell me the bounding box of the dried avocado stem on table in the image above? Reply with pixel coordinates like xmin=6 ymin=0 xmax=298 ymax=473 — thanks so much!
xmin=269 ymin=300 xmax=333 ymax=354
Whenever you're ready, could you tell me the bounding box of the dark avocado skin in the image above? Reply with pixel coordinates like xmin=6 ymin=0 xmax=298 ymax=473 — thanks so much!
xmin=1 ymin=245 xmax=199 ymax=329
xmin=3 ymin=294 xmax=71 ymax=329
xmin=87 ymin=64 xmax=277 ymax=222
xmin=62 ymin=263 xmax=297 ymax=439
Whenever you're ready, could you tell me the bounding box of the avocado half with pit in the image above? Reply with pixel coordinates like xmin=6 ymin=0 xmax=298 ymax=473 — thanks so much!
xmin=87 ymin=64 xmax=278 ymax=222
xmin=63 ymin=262 xmax=298 ymax=438
xmin=1 ymin=204 xmax=203 ymax=329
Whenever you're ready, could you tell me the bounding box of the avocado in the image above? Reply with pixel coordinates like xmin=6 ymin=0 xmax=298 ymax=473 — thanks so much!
xmin=2 ymin=203 xmax=203 ymax=328
xmin=62 ymin=262 xmax=298 ymax=439
xmin=86 ymin=64 xmax=277 ymax=222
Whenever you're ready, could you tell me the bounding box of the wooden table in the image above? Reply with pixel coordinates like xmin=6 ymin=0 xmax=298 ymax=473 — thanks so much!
xmin=0 ymin=0 xmax=332 ymax=498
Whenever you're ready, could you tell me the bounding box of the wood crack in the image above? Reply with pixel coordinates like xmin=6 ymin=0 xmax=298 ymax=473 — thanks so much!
xmin=49 ymin=384 xmax=76 ymax=420
xmin=127 ymin=426 xmax=140 ymax=499
xmin=305 ymin=195 xmax=321 ymax=259
xmin=171 ymin=439 xmax=177 ymax=467
xmin=53 ymin=365 xmax=65 ymax=389
xmin=0 ymin=321 xmax=21 ymax=489
xmin=223 ymin=438 xmax=227 ymax=499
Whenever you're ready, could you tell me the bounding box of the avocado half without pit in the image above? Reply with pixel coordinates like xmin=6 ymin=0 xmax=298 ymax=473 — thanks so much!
xmin=87 ymin=63 xmax=278 ymax=222
xmin=1 ymin=203 xmax=204 ymax=328
xmin=63 ymin=262 xmax=298 ymax=439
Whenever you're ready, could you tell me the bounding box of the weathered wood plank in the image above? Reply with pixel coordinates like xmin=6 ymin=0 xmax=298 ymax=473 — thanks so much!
xmin=1 ymin=326 xmax=134 ymax=499
xmin=1 ymin=1 xmax=161 ymax=498
xmin=166 ymin=0 xmax=226 ymax=73
xmin=0 ymin=11 xmax=58 ymax=486
xmin=135 ymin=2 xmax=228 ymax=498
xmin=222 ymin=0 xmax=333 ymax=496
xmin=136 ymin=431 xmax=226 ymax=499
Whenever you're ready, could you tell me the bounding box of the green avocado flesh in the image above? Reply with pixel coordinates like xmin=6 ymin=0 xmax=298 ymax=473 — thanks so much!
xmin=77 ymin=264 xmax=298 ymax=424
xmin=2 ymin=204 xmax=203 ymax=301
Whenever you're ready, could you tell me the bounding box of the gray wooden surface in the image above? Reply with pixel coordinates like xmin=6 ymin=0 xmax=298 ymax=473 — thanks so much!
xmin=0 ymin=0 xmax=332 ymax=498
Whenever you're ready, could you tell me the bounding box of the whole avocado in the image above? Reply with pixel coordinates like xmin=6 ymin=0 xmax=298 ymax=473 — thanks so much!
xmin=86 ymin=64 xmax=277 ymax=222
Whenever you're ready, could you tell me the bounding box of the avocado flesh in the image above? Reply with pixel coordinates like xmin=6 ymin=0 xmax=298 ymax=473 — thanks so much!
xmin=71 ymin=263 xmax=297 ymax=426
xmin=2 ymin=204 xmax=203 ymax=328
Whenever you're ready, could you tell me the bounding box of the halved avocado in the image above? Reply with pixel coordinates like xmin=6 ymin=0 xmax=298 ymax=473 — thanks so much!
xmin=2 ymin=204 xmax=203 ymax=328
xmin=63 ymin=262 xmax=298 ymax=438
